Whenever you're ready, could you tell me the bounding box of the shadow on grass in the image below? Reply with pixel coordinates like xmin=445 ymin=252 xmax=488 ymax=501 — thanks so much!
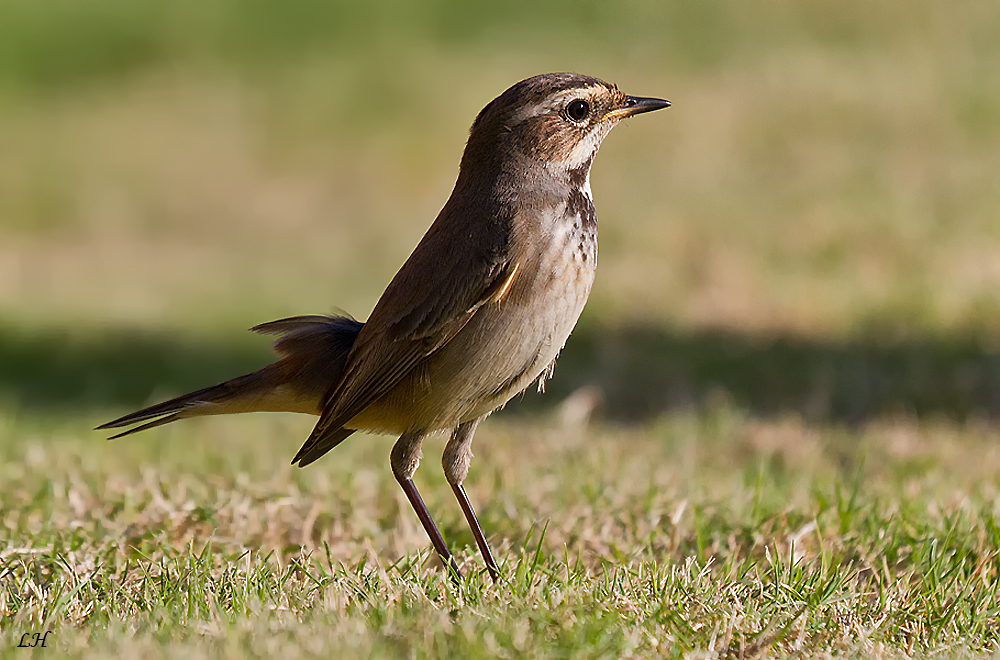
xmin=522 ymin=324 xmax=1000 ymax=424
xmin=0 ymin=325 xmax=271 ymax=416
xmin=2 ymin=322 xmax=998 ymax=424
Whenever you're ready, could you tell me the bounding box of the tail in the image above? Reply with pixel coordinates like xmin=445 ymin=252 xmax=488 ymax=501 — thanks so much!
xmin=97 ymin=314 xmax=363 ymax=439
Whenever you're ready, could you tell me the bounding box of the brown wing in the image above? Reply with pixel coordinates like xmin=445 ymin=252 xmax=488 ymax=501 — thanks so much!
xmin=291 ymin=203 xmax=515 ymax=466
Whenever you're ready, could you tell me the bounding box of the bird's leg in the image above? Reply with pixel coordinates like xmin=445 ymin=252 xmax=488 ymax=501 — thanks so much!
xmin=390 ymin=432 xmax=463 ymax=582
xmin=443 ymin=418 xmax=500 ymax=583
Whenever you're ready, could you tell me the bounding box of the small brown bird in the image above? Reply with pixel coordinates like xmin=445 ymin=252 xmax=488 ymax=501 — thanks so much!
xmin=99 ymin=73 xmax=669 ymax=581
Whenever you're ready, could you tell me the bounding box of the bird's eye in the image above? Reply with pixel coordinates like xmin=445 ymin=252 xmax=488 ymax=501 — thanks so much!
xmin=566 ymin=99 xmax=590 ymax=122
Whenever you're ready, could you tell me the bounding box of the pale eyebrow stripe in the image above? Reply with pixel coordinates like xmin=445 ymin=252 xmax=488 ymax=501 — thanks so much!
xmin=509 ymin=86 xmax=604 ymax=125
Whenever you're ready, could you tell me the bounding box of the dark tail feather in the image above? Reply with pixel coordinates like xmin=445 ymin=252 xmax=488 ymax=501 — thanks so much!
xmin=252 ymin=314 xmax=358 ymax=337
xmin=106 ymin=412 xmax=184 ymax=439
xmin=97 ymin=314 xmax=363 ymax=439
xmin=96 ymin=371 xmax=282 ymax=435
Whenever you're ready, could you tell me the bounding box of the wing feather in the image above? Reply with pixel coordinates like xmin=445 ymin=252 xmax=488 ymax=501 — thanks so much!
xmin=291 ymin=203 xmax=514 ymax=465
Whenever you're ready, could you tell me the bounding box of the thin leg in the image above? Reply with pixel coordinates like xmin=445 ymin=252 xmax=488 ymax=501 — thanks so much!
xmin=391 ymin=431 xmax=462 ymax=582
xmin=396 ymin=476 xmax=463 ymax=581
xmin=442 ymin=418 xmax=501 ymax=582
xmin=451 ymin=482 xmax=500 ymax=582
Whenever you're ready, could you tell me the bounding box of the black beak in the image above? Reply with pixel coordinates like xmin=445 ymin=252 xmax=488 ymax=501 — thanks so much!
xmin=622 ymin=95 xmax=671 ymax=117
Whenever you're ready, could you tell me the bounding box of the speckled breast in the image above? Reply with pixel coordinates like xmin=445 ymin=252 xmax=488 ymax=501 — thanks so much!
xmin=458 ymin=187 xmax=600 ymax=420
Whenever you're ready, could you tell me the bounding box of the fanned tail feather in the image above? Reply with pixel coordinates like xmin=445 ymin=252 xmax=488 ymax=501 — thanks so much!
xmin=97 ymin=314 xmax=363 ymax=445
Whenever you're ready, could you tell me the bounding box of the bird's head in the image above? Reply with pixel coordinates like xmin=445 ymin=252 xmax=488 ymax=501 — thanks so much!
xmin=459 ymin=73 xmax=669 ymax=191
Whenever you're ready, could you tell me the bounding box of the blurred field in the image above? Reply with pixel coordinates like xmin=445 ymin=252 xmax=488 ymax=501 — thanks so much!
xmin=3 ymin=0 xmax=1000 ymax=657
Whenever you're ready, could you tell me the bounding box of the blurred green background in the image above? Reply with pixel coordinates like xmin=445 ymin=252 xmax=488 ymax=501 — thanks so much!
xmin=1 ymin=0 xmax=999 ymax=425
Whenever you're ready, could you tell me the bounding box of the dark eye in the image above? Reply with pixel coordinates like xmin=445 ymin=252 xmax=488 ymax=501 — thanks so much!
xmin=566 ymin=99 xmax=590 ymax=122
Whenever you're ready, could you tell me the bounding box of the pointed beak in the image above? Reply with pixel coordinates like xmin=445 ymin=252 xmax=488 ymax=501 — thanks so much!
xmin=602 ymin=95 xmax=671 ymax=122
xmin=623 ymin=95 xmax=671 ymax=116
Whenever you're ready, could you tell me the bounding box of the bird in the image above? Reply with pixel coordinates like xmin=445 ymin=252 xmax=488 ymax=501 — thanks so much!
xmin=98 ymin=72 xmax=669 ymax=582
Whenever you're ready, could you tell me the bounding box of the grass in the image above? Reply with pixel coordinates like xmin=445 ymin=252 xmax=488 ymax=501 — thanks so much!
xmin=3 ymin=0 xmax=1000 ymax=657
xmin=4 ymin=414 xmax=1000 ymax=657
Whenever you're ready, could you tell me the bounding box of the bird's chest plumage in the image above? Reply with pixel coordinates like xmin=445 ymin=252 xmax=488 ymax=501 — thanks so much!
xmin=372 ymin=186 xmax=600 ymax=431
xmin=462 ymin=187 xmax=599 ymax=406
xmin=534 ymin=188 xmax=598 ymax=295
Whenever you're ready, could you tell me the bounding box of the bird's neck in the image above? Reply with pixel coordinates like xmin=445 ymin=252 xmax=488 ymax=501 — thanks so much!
xmin=453 ymin=155 xmax=589 ymax=217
